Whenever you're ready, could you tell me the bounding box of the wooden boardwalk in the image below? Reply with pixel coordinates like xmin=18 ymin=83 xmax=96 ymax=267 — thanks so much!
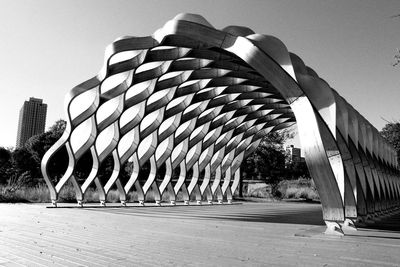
xmin=1 ymin=202 xmax=400 ymax=266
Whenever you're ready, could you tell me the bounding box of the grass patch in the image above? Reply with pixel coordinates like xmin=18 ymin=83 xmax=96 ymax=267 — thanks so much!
xmin=0 ymin=184 xmax=50 ymax=203
xmin=276 ymin=178 xmax=319 ymax=201
xmin=243 ymin=186 xmax=273 ymax=199
xmin=0 ymin=178 xmax=320 ymax=203
xmin=0 ymin=184 xmax=189 ymax=203
xmin=233 ymin=178 xmax=319 ymax=201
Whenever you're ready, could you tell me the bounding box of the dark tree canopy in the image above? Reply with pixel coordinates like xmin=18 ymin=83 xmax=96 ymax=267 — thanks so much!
xmin=241 ymin=129 xmax=310 ymax=185
xmin=0 ymin=120 xmax=68 ymax=185
xmin=2 ymin=119 xmax=309 ymax=189
xmin=242 ymin=130 xmax=294 ymax=182
xmin=380 ymin=121 xmax=400 ymax=165
xmin=1 ymin=119 xmax=130 ymax=188
xmin=0 ymin=147 xmax=11 ymax=165
xmin=48 ymin=119 xmax=67 ymax=135
xmin=0 ymin=147 xmax=12 ymax=184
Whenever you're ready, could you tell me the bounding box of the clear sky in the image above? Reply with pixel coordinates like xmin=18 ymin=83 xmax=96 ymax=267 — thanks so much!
xmin=0 ymin=0 xmax=399 ymax=148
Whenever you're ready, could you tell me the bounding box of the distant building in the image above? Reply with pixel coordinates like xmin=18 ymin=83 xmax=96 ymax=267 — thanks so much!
xmin=16 ymin=97 xmax=47 ymax=148
xmin=285 ymin=145 xmax=304 ymax=166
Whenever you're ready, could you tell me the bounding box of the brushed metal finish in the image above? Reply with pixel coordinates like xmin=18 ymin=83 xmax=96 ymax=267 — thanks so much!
xmin=41 ymin=13 xmax=399 ymax=225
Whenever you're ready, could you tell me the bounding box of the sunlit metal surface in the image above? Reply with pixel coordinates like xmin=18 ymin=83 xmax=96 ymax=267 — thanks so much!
xmin=41 ymin=13 xmax=400 ymax=233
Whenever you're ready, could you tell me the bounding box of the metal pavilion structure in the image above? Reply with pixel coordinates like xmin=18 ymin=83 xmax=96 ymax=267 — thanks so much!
xmin=41 ymin=14 xmax=400 ymax=235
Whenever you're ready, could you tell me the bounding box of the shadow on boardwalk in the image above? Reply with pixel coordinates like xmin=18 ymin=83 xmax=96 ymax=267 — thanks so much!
xmin=358 ymin=212 xmax=400 ymax=233
xmin=84 ymin=201 xmax=326 ymax=226
xmin=85 ymin=200 xmax=400 ymax=231
xmin=2 ymin=202 xmax=400 ymax=266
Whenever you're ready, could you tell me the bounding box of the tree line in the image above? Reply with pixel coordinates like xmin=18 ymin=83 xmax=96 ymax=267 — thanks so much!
xmin=16 ymin=118 xmax=400 ymax=189
xmin=0 ymin=120 xmax=68 ymax=186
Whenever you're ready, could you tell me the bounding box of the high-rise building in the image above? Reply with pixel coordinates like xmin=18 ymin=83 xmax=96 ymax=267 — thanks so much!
xmin=16 ymin=97 xmax=47 ymax=148
xmin=285 ymin=145 xmax=302 ymax=165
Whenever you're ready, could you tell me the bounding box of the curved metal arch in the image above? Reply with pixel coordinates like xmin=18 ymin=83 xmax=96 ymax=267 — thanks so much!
xmin=42 ymin=13 xmax=400 ymax=232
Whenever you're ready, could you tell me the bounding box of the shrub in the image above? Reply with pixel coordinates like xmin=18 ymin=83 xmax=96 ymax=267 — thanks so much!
xmin=106 ymin=190 xmax=120 ymax=203
xmin=20 ymin=184 xmax=50 ymax=202
xmin=276 ymin=178 xmax=319 ymax=201
xmin=58 ymin=185 xmax=76 ymax=202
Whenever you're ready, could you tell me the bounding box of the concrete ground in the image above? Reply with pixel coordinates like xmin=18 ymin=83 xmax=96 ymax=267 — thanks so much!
xmin=1 ymin=201 xmax=400 ymax=266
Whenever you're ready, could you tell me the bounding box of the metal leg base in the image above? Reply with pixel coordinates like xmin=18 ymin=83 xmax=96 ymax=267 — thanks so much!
xmin=324 ymin=221 xmax=344 ymax=236
xmin=342 ymin=218 xmax=357 ymax=231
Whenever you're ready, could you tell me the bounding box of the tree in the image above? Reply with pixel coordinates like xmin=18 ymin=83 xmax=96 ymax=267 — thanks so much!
xmin=380 ymin=121 xmax=400 ymax=165
xmin=0 ymin=147 xmax=12 ymax=184
xmin=48 ymin=119 xmax=67 ymax=135
xmin=21 ymin=119 xmax=130 ymax=187
xmin=241 ymin=130 xmax=294 ymax=182
xmin=0 ymin=147 xmax=11 ymax=165
xmin=238 ymin=129 xmax=295 ymax=197
xmin=22 ymin=119 xmax=68 ymax=183
xmin=25 ymin=119 xmax=66 ymax=162
xmin=285 ymin=160 xmax=310 ymax=179
xmin=11 ymin=147 xmax=38 ymax=185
